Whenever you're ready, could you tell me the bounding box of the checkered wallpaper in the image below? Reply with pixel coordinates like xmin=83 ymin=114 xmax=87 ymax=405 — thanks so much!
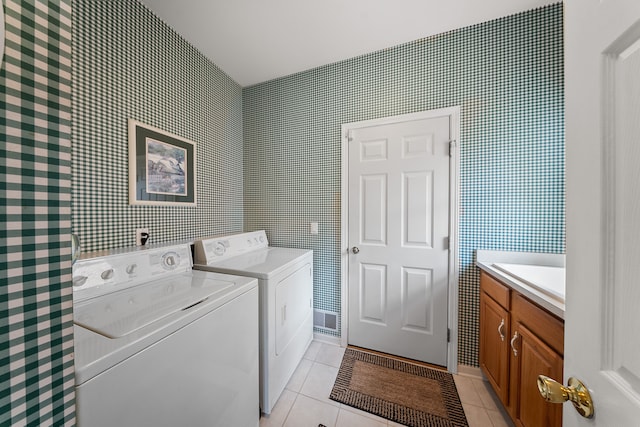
xmin=1 ymin=1 xmax=75 ymax=426
xmin=0 ymin=1 xmax=561 ymax=424
xmin=72 ymin=0 xmax=244 ymax=253
xmin=244 ymin=4 xmax=564 ymax=366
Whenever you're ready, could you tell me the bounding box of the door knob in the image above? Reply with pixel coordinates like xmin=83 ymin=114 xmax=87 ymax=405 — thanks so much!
xmin=537 ymin=375 xmax=594 ymax=418
xmin=352 ymin=246 xmax=360 ymax=254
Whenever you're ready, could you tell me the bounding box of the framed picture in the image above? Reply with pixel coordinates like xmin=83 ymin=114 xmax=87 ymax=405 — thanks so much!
xmin=128 ymin=119 xmax=197 ymax=206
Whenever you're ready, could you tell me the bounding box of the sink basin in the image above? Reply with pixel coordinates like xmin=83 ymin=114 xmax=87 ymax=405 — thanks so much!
xmin=492 ymin=263 xmax=565 ymax=303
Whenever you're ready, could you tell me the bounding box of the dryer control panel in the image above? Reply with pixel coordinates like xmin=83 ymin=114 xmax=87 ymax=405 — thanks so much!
xmin=194 ymin=230 xmax=268 ymax=265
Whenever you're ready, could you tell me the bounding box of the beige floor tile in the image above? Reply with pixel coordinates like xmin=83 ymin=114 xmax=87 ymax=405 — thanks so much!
xmin=299 ymin=362 xmax=340 ymax=406
xmin=315 ymin=344 xmax=346 ymax=368
xmin=284 ymin=394 xmax=340 ymax=427
xmin=266 ymin=340 xmax=505 ymax=427
xmin=487 ymin=409 xmax=514 ymax=427
xmin=463 ymin=403 xmax=494 ymax=427
xmin=336 ymin=408 xmax=387 ymax=427
xmin=260 ymin=389 xmax=297 ymax=427
xmin=339 ymin=404 xmax=389 ymax=424
xmin=454 ymin=375 xmax=485 ymax=407
xmin=471 ymin=378 xmax=500 ymax=411
xmin=303 ymin=341 xmax=322 ymax=361
xmin=286 ymin=358 xmax=313 ymax=393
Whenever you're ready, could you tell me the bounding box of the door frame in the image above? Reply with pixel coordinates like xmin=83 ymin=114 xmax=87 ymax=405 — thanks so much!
xmin=340 ymin=107 xmax=461 ymax=372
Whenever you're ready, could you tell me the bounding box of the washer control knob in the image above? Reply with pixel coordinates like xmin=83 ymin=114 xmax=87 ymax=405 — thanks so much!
xmin=73 ymin=275 xmax=88 ymax=287
xmin=214 ymin=243 xmax=226 ymax=257
xmin=126 ymin=263 xmax=137 ymax=275
xmin=101 ymin=269 xmax=114 ymax=280
xmin=161 ymin=252 xmax=180 ymax=270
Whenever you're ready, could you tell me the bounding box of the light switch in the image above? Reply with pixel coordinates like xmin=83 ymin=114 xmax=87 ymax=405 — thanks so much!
xmin=310 ymin=222 xmax=318 ymax=235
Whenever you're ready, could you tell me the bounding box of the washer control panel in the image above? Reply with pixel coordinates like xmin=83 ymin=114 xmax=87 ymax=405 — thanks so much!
xmin=72 ymin=244 xmax=192 ymax=302
xmin=194 ymin=230 xmax=269 ymax=265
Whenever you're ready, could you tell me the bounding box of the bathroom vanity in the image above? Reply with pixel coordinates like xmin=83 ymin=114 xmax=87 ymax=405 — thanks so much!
xmin=476 ymin=251 xmax=565 ymax=427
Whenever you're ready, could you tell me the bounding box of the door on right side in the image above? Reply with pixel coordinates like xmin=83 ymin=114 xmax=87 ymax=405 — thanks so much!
xmin=564 ymin=0 xmax=640 ymax=425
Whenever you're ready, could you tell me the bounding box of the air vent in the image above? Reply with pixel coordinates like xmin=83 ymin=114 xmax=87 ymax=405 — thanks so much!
xmin=314 ymin=309 xmax=338 ymax=332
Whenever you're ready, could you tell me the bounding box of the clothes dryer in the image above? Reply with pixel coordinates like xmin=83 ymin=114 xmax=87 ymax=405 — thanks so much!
xmin=193 ymin=231 xmax=313 ymax=414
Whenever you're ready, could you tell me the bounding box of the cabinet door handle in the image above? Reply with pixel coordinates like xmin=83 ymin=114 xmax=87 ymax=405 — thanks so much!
xmin=510 ymin=331 xmax=519 ymax=357
xmin=497 ymin=318 xmax=505 ymax=341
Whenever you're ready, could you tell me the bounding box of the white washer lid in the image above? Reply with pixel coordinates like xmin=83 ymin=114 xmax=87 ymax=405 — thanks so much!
xmin=195 ymin=247 xmax=312 ymax=280
xmin=74 ymin=271 xmax=234 ymax=338
xmin=74 ymin=270 xmax=258 ymax=385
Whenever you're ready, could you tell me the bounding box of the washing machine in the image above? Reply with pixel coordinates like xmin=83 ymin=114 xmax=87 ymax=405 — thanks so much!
xmin=72 ymin=243 xmax=259 ymax=427
xmin=193 ymin=230 xmax=313 ymax=414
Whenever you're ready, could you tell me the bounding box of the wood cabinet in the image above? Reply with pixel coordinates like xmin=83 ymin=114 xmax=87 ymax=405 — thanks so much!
xmin=479 ymin=270 xmax=564 ymax=427
xmin=479 ymin=276 xmax=510 ymax=403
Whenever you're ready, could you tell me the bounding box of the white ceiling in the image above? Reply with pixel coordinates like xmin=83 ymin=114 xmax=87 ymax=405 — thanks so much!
xmin=141 ymin=0 xmax=558 ymax=87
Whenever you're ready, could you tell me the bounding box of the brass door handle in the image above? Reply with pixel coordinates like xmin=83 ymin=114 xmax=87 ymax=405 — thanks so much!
xmin=497 ymin=318 xmax=505 ymax=341
xmin=537 ymin=375 xmax=594 ymax=419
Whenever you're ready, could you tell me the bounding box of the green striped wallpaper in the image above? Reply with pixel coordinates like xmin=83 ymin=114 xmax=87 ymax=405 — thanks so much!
xmin=0 ymin=1 xmax=75 ymax=425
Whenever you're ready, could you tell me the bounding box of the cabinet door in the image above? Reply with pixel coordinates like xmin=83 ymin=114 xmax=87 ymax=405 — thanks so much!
xmin=511 ymin=323 xmax=563 ymax=427
xmin=479 ymin=292 xmax=510 ymax=404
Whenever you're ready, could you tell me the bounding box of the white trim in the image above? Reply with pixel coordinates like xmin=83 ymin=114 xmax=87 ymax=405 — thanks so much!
xmin=340 ymin=107 xmax=461 ymax=373
xmin=447 ymin=106 xmax=461 ymax=374
xmin=313 ymin=332 xmax=342 ymax=347
xmin=340 ymin=124 xmax=350 ymax=349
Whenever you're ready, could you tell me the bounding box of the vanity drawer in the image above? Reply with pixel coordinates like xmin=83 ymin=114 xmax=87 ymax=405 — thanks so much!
xmin=512 ymin=292 xmax=564 ymax=356
xmin=480 ymin=270 xmax=511 ymax=309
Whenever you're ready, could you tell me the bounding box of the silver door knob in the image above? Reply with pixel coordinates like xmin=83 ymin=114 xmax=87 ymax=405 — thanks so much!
xmin=352 ymin=247 xmax=360 ymax=254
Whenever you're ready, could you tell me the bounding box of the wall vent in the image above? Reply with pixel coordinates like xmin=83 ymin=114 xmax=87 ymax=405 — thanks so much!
xmin=314 ymin=309 xmax=338 ymax=332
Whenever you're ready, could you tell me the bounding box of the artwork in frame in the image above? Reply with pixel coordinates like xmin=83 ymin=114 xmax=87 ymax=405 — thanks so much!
xmin=128 ymin=119 xmax=197 ymax=206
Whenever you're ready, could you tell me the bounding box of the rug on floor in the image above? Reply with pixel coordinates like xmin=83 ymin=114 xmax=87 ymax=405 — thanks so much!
xmin=329 ymin=348 xmax=468 ymax=427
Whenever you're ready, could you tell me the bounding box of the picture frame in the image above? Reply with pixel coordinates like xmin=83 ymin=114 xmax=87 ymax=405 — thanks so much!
xmin=128 ymin=119 xmax=197 ymax=206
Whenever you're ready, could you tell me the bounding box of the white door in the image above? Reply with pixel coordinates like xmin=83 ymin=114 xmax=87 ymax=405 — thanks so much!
xmin=564 ymin=0 xmax=640 ymax=425
xmin=345 ymin=110 xmax=457 ymax=367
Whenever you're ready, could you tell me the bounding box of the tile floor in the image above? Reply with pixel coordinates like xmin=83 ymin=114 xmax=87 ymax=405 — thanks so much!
xmin=259 ymin=340 xmax=514 ymax=427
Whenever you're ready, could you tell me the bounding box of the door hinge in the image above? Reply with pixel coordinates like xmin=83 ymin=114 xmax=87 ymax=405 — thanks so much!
xmin=447 ymin=328 xmax=451 ymax=343
xmin=448 ymin=139 xmax=457 ymax=157
xmin=444 ymin=236 xmax=450 ymax=250
xmin=346 ymin=130 xmax=353 ymax=142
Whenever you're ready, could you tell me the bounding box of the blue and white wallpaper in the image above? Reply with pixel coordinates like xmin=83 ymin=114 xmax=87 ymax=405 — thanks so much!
xmin=244 ymin=3 xmax=564 ymax=366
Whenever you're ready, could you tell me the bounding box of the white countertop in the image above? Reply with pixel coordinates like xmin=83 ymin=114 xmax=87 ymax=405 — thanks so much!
xmin=476 ymin=250 xmax=565 ymax=319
